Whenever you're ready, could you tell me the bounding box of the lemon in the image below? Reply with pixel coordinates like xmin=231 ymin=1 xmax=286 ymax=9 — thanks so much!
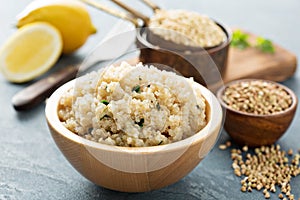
xmin=0 ymin=22 xmax=62 ymax=83
xmin=17 ymin=0 xmax=97 ymax=54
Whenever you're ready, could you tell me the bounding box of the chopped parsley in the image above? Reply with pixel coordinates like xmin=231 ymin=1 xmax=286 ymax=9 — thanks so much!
xmin=132 ymin=85 xmax=141 ymax=93
xmin=135 ymin=118 xmax=144 ymax=127
xmin=100 ymin=100 xmax=109 ymax=105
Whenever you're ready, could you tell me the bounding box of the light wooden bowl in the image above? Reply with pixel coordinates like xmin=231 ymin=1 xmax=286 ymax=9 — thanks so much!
xmin=217 ymin=79 xmax=298 ymax=147
xmin=45 ymin=79 xmax=223 ymax=192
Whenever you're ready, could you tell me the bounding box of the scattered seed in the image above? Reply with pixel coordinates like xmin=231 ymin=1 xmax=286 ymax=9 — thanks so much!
xmin=242 ymin=145 xmax=248 ymax=152
xmin=256 ymin=184 xmax=263 ymax=191
xmin=279 ymin=193 xmax=284 ymax=199
xmin=247 ymin=187 xmax=252 ymax=192
xmin=226 ymin=141 xmax=232 ymax=147
xmin=231 ymin=144 xmax=300 ymax=199
xmin=289 ymin=195 xmax=294 ymax=200
xmin=288 ymin=149 xmax=293 ymax=156
xmin=219 ymin=144 xmax=227 ymax=150
xmin=264 ymin=191 xmax=270 ymax=199
xmin=241 ymin=186 xmax=247 ymax=192
xmin=270 ymin=184 xmax=276 ymax=193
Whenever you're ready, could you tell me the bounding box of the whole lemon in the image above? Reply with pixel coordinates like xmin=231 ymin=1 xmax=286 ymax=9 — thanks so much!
xmin=17 ymin=0 xmax=97 ymax=54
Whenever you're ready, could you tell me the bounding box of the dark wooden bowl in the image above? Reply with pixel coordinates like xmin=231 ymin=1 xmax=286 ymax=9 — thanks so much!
xmin=136 ymin=21 xmax=232 ymax=88
xmin=217 ymin=79 xmax=298 ymax=147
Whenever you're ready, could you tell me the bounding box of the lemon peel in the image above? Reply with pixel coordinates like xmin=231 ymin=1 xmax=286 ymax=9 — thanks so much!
xmin=0 ymin=22 xmax=63 ymax=83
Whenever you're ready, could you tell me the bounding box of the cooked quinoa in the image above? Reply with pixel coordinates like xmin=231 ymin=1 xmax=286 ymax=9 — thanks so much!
xmin=58 ymin=62 xmax=207 ymax=147
xmin=149 ymin=9 xmax=226 ymax=48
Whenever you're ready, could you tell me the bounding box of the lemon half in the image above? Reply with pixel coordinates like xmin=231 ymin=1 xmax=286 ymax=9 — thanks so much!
xmin=0 ymin=22 xmax=62 ymax=83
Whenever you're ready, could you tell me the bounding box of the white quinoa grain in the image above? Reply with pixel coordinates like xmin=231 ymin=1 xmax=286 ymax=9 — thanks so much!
xmin=58 ymin=62 xmax=207 ymax=147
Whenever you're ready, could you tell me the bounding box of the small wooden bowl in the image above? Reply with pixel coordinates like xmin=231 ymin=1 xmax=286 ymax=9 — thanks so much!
xmin=217 ymin=79 xmax=298 ymax=147
xmin=45 ymin=79 xmax=223 ymax=192
xmin=136 ymin=20 xmax=232 ymax=86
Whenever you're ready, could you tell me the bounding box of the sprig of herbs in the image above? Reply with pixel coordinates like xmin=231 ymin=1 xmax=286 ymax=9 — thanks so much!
xmin=255 ymin=37 xmax=275 ymax=53
xmin=231 ymin=30 xmax=275 ymax=53
xmin=231 ymin=30 xmax=250 ymax=49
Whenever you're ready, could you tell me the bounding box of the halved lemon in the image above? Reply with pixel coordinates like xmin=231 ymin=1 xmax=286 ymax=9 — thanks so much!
xmin=0 ymin=22 xmax=62 ymax=83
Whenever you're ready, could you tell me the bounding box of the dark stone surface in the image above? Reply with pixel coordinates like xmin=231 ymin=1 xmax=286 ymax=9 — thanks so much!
xmin=0 ymin=0 xmax=299 ymax=199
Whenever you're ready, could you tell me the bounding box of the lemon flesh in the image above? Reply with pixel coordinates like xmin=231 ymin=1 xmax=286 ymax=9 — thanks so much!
xmin=0 ymin=22 xmax=62 ymax=83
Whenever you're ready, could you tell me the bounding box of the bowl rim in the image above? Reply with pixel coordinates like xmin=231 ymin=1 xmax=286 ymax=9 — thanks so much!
xmin=136 ymin=19 xmax=232 ymax=54
xmin=45 ymin=79 xmax=223 ymax=154
xmin=216 ymin=78 xmax=298 ymax=117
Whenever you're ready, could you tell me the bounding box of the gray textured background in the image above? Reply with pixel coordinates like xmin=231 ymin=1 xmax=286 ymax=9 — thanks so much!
xmin=0 ymin=0 xmax=299 ymax=199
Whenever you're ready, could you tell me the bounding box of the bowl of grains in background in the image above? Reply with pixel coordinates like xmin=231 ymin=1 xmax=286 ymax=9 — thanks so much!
xmin=136 ymin=9 xmax=232 ymax=86
xmin=217 ymin=79 xmax=298 ymax=147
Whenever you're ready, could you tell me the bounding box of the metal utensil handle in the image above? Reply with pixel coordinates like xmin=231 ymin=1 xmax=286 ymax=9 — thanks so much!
xmin=140 ymin=0 xmax=160 ymax=12
xmin=110 ymin=0 xmax=150 ymax=25
xmin=80 ymin=0 xmax=139 ymax=27
xmin=12 ymin=65 xmax=79 ymax=111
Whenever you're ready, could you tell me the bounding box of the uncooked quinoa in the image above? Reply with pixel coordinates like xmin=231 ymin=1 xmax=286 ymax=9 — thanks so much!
xmin=58 ymin=62 xmax=207 ymax=147
xmin=149 ymin=9 xmax=226 ymax=48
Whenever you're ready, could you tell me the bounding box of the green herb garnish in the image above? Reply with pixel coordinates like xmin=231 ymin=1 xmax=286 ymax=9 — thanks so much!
xmin=101 ymin=100 xmax=109 ymax=105
xmin=135 ymin=118 xmax=144 ymax=127
xmin=231 ymin=30 xmax=250 ymax=49
xmin=156 ymin=103 xmax=161 ymax=111
xmin=231 ymin=30 xmax=275 ymax=53
xmin=132 ymin=85 xmax=141 ymax=93
xmin=256 ymin=37 xmax=275 ymax=53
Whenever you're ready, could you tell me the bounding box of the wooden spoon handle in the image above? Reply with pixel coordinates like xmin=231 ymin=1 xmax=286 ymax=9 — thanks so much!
xmin=12 ymin=65 xmax=79 ymax=111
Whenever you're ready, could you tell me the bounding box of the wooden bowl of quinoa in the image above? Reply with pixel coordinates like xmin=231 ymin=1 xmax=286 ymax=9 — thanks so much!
xmin=217 ymin=79 xmax=298 ymax=147
xmin=45 ymin=62 xmax=223 ymax=192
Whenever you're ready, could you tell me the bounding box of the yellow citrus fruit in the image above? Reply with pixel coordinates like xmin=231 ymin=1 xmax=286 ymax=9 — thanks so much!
xmin=17 ymin=0 xmax=97 ymax=54
xmin=0 ymin=22 xmax=63 ymax=83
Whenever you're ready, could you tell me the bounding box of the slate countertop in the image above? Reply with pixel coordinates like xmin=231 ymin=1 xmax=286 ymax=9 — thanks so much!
xmin=1 ymin=0 xmax=299 ymax=199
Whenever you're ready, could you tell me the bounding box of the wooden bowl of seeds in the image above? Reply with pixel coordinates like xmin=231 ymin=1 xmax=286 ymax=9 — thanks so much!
xmin=217 ymin=79 xmax=298 ymax=147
